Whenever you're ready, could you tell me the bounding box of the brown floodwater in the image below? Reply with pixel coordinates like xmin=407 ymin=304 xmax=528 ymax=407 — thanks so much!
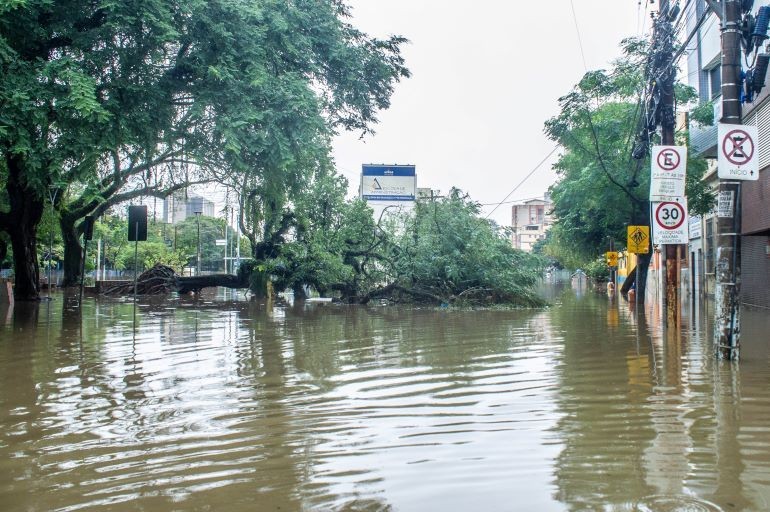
xmin=1 ymin=284 xmax=770 ymax=512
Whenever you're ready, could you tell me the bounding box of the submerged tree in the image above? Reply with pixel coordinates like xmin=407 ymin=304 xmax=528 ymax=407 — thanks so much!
xmin=0 ymin=0 xmax=409 ymax=299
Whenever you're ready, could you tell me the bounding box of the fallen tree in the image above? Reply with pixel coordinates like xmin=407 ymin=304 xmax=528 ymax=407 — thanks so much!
xmin=102 ymin=264 xmax=249 ymax=296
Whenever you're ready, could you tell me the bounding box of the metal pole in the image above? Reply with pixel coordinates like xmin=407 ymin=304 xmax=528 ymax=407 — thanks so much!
xmin=715 ymin=0 xmax=743 ymax=360
xmin=46 ymin=186 xmax=58 ymax=300
xmin=133 ymin=223 xmax=139 ymax=305
xmin=224 ymin=206 xmax=228 ymax=274
xmin=196 ymin=212 xmax=201 ymax=276
xmin=79 ymin=238 xmax=88 ymax=304
xmin=96 ymin=238 xmax=101 ymax=283
xmin=48 ymin=226 xmax=53 ymax=300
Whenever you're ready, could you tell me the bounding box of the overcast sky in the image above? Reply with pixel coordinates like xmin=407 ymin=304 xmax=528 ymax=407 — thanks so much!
xmin=332 ymin=0 xmax=652 ymax=226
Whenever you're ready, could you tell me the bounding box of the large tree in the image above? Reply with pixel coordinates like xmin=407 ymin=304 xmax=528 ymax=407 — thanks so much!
xmin=0 ymin=0 xmax=409 ymax=299
xmin=543 ymin=37 xmax=713 ymax=301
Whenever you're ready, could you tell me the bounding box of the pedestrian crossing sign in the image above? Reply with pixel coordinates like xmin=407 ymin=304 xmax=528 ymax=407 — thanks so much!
xmin=627 ymin=226 xmax=650 ymax=254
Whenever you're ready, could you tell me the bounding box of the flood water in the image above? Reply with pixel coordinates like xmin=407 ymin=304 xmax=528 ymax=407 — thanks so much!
xmin=1 ymin=283 xmax=770 ymax=512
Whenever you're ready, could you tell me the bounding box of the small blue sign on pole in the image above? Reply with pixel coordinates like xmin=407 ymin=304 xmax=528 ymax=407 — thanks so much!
xmin=361 ymin=164 xmax=416 ymax=201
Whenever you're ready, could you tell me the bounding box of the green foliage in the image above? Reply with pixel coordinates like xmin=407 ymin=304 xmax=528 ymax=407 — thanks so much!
xmin=0 ymin=0 xmax=409 ymax=296
xmin=584 ymin=257 xmax=610 ymax=282
xmin=390 ymin=190 xmax=546 ymax=306
xmin=542 ymin=35 xmax=713 ymax=268
xmin=689 ymin=100 xmax=715 ymax=127
xmin=266 ymin=182 xmax=545 ymax=305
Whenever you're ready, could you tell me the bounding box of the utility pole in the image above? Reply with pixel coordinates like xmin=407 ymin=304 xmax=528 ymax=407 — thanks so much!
xmin=715 ymin=0 xmax=743 ymax=360
xmin=653 ymin=0 xmax=679 ymax=329
xmin=657 ymin=0 xmax=680 ymax=328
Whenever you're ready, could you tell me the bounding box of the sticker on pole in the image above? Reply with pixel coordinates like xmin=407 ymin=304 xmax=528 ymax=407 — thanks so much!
xmin=650 ymin=146 xmax=686 ymax=201
xmin=652 ymin=199 xmax=689 ymax=244
xmin=718 ymin=124 xmax=759 ymax=180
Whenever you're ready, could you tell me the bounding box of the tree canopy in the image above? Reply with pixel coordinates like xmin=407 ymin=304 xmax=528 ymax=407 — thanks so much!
xmin=0 ymin=0 xmax=410 ymax=299
xmin=542 ymin=37 xmax=714 ymax=269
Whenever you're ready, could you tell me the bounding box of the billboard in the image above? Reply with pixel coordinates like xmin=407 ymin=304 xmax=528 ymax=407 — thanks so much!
xmin=361 ymin=165 xmax=416 ymax=201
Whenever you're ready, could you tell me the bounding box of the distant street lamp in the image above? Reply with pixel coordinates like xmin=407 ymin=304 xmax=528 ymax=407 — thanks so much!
xmin=194 ymin=209 xmax=202 ymax=276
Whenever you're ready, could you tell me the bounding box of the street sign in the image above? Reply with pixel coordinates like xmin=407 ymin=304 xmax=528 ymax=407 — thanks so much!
xmin=650 ymin=145 xmax=687 ymax=201
xmin=652 ymin=199 xmax=688 ymax=244
xmin=627 ymin=225 xmax=650 ymax=254
xmin=606 ymin=251 xmax=618 ymax=267
xmin=215 ymin=239 xmax=226 ymax=246
xmin=718 ymin=124 xmax=759 ymax=180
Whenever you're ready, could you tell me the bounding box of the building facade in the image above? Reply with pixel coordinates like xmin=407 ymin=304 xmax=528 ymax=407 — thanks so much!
xmin=163 ymin=193 xmax=216 ymax=224
xmin=686 ymin=0 xmax=770 ymax=308
xmin=511 ymin=195 xmax=553 ymax=252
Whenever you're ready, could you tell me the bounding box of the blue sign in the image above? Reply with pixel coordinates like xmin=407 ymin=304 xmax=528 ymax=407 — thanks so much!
xmin=361 ymin=164 xmax=416 ymax=201
xmin=362 ymin=165 xmax=416 ymax=177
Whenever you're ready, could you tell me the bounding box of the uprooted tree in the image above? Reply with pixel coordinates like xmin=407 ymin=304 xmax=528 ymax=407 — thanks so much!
xmin=118 ymin=188 xmax=546 ymax=307
xmin=265 ymin=187 xmax=547 ymax=307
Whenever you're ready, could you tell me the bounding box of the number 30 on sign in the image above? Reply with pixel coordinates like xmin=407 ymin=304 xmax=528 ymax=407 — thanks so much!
xmin=652 ymin=200 xmax=689 ymax=244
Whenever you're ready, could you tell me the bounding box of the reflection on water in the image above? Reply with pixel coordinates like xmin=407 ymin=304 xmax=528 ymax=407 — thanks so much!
xmin=1 ymin=286 xmax=770 ymax=511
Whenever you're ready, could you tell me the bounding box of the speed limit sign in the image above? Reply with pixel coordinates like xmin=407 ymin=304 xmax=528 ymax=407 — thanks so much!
xmin=652 ymin=200 xmax=688 ymax=244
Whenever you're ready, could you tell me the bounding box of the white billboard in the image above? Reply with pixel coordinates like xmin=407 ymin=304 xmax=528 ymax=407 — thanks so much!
xmin=361 ymin=165 xmax=416 ymax=201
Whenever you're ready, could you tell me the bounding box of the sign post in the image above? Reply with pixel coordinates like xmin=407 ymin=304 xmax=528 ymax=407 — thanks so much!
xmin=716 ymin=123 xmax=756 ymax=359
xmin=627 ymin=225 xmax=649 ymax=315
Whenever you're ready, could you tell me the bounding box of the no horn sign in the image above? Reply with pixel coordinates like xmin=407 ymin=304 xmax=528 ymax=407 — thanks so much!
xmin=718 ymin=124 xmax=759 ymax=181
xmin=652 ymin=199 xmax=688 ymax=245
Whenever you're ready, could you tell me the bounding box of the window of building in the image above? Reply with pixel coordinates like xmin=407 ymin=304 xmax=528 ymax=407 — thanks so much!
xmin=709 ymin=66 xmax=721 ymax=99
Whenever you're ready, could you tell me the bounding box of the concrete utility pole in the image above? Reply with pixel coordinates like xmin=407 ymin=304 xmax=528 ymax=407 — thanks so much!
xmin=656 ymin=0 xmax=680 ymax=328
xmin=653 ymin=0 xmax=679 ymax=329
xmin=715 ymin=0 xmax=743 ymax=360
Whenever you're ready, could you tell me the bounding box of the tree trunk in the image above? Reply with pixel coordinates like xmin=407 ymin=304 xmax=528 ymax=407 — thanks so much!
xmin=175 ymin=273 xmax=249 ymax=294
xmin=60 ymin=217 xmax=82 ymax=287
xmin=8 ymin=222 xmax=42 ymax=300
xmin=4 ymin=156 xmax=46 ymax=301
xmin=636 ymin=252 xmax=652 ymax=306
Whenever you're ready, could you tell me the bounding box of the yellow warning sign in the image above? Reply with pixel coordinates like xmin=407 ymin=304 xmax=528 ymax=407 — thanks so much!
xmin=627 ymin=226 xmax=650 ymax=254
xmin=606 ymin=251 xmax=618 ymax=267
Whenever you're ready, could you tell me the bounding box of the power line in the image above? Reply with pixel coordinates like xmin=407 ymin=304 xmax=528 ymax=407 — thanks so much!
xmin=483 ymin=147 xmax=558 ymax=219
xmin=570 ymin=0 xmax=589 ymax=70
xmin=477 ymin=194 xmax=551 ymax=207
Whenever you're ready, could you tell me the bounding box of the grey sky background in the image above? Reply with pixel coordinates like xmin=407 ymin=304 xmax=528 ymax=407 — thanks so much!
xmin=332 ymin=1 xmax=651 ymax=226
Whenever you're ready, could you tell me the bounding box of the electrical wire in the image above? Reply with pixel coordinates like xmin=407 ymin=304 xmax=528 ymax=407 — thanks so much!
xmin=483 ymin=147 xmax=558 ymax=219
xmin=570 ymin=0 xmax=589 ymax=70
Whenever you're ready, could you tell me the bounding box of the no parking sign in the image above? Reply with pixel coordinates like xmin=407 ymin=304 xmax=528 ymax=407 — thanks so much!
xmin=718 ymin=124 xmax=759 ymax=180
xmin=652 ymin=199 xmax=689 ymax=244
xmin=650 ymin=145 xmax=687 ymax=201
